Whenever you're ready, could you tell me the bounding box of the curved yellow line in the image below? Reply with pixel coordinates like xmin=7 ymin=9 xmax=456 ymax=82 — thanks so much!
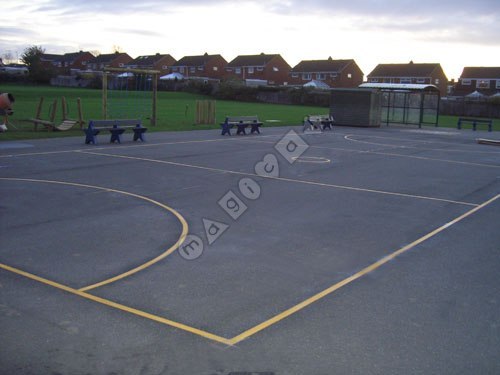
xmin=0 ymin=177 xmax=188 ymax=291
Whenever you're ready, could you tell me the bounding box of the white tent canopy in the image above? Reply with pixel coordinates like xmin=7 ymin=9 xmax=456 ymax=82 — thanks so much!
xmin=160 ymin=72 xmax=184 ymax=80
xmin=466 ymin=90 xmax=486 ymax=98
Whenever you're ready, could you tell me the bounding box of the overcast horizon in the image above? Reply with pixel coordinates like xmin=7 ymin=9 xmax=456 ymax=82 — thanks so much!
xmin=1 ymin=0 xmax=499 ymax=80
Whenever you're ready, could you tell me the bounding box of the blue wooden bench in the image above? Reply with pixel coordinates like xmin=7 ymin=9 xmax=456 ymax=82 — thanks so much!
xmin=84 ymin=119 xmax=147 ymax=144
xmin=221 ymin=116 xmax=263 ymax=135
xmin=457 ymin=117 xmax=492 ymax=132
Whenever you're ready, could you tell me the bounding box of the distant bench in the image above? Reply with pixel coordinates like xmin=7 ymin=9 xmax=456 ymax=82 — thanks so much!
xmin=84 ymin=119 xmax=147 ymax=144
xmin=303 ymin=115 xmax=335 ymax=132
xmin=457 ymin=117 xmax=492 ymax=132
xmin=220 ymin=116 xmax=263 ymax=135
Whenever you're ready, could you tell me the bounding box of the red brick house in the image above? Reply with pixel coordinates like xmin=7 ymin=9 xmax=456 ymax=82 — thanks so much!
xmin=125 ymin=53 xmax=177 ymax=76
xmin=289 ymin=58 xmax=363 ymax=88
xmin=171 ymin=53 xmax=227 ymax=80
xmin=40 ymin=51 xmax=94 ymax=74
xmin=367 ymin=62 xmax=448 ymax=95
xmin=86 ymin=52 xmax=133 ymax=71
xmin=455 ymin=67 xmax=500 ymax=96
xmin=225 ymin=53 xmax=292 ymax=85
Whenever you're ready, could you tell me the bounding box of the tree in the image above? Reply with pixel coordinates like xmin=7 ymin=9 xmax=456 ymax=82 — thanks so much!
xmin=21 ymin=45 xmax=54 ymax=83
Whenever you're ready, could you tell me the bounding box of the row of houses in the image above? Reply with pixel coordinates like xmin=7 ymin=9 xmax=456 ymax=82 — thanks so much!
xmin=3 ymin=51 xmax=500 ymax=96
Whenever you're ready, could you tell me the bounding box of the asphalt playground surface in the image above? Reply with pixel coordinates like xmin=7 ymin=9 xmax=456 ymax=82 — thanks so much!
xmin=1 ymin=124 xmax=499 ymax=375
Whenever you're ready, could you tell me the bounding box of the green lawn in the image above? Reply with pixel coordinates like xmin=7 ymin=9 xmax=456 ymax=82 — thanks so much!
xmin=1 ymin=84 xmax=498 ymax=140
xmin=0 ymin=84 xmax=328 ymax=140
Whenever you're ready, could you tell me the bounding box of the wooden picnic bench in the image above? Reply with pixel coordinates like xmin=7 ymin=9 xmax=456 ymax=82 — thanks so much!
xmin=84 ymin=119 xmax=147 ymax=144
xmin=303 ymin=114 xmax=335 ymax=132
xmin=457 ymin=117 xmax=492 ymax=132
xmin=220 ymin=116 xmax=263 ymax=135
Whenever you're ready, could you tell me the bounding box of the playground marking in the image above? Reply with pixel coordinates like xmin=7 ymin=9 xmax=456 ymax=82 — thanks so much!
xmin=0 ymin=177 xmax=188 ymax=291
xmin=78 ymin=150 xmax=478 ymax=207
xmin=344 ymin=134 xmax=500 ymax=155
xmin=0 ymin=262 xmax=232 ymax=346
xmin=228 ymin=193 xmax=500 ymax=344
xmin=247 ymin=138 xmax=500 ymax=169
xmin=1 ymin=194 xmax=497 ymax=345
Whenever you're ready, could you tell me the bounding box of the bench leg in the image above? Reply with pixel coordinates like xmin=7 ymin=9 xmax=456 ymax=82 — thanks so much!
xmin=110 ymin=132 xmax=122 ymax=143
xmin=250 ymin=125 xmax=260 ymax=134
xmin=84 ymin=129 xmax=99 ymax=144
xmin=221 ymin=124 xmax=231 ymax=136
xmin=133 ymin=130 xmax=146 ymax=141
xmin=236 ymin=127 xmax=246 ymax=135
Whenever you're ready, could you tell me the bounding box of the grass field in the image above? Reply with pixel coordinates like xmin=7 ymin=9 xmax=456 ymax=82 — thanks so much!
xmin=1 ymin=84 xmax=499 ymax=140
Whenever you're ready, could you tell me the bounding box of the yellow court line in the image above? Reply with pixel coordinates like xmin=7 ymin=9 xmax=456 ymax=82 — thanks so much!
xmin=0 ymin=263 xmax=232 ymax=346
xmin=1 ymin=189 xmax=497 ymax=345
xmin=79 ymin=150 xmax=478 ymax=207
xmin=228 ymin=193 xmax=500 ymax=345
xmin=0 ymin=178 xmax=188 ymax=291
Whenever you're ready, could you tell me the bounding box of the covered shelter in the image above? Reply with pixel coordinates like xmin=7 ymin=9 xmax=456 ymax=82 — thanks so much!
xmin=359 ymin=83 xmax=440 ymax=127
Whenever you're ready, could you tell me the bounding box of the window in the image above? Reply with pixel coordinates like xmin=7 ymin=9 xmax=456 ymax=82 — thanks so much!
xmin=213 ymin=66 xmax=218 ymax=71
xmin=330 ymin=73 xmax=338 ymax=79
xmin=369 ymin=78 xmax=378 ymax=83
xmin=461 ymin=79 xmax=471 ymax=85
xmin=257 ymin=67 xmax=263 ymax=72
xmin=316 ymin=73 xmax=325 ymax=80
xmin=496 ymin=80 xmax=500 ymax=89
xmin=400 ymin=78 xmax=412 ymax=84
xmin=416 ymin=78 xmax=426 ymax=84
xmin=190 ymin=67 xmax=196 ymax=73
xmin=162 ymin=65 xmax=169 ymax=70
xmin=197 ymin=66 xmax=203 ymax=71
xmin=477 ymin=80 xmax=490 ymax=89
xmin=347 ymin=73 xmax=352 ymax=79
xmin=291 ymin=73 xmax=299 ymax=78
xmin=179 ymin=67 xmax=184 ymax=73
xmin=302 ymin=73 xmax=312 ymax=80
xmin=248 ymin=67 xmax=254 ymax=74
xmin=273 ymin=67 xmax=279 ymax=72
xmin=235 ymin=68 xmax=241 ymax=74
xmin=434 ymin=79 xmax=440 ymax=85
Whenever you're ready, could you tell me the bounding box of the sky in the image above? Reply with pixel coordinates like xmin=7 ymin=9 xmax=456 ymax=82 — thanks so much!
xmin=1 ymin=0 xmax=499 ymax=80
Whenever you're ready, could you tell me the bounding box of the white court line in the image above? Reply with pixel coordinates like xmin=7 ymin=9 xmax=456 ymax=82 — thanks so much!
xmin=344 ymin=134 xmax=500 ymax=154
xmin=77 ymin=150 xmax=478 ymax=207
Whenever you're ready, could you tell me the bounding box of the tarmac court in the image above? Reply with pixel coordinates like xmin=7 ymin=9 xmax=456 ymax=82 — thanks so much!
xmin=1 ymin=125 xmax=499 ymax=374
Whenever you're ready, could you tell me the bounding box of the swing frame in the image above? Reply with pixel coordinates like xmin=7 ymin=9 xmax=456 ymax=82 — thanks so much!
xmin=102 ymin=67 xmax=159 ymax=126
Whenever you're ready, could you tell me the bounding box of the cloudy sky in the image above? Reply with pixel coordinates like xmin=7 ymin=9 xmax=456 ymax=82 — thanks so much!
xmin=1 ymin=0 xmax=499 ymax=80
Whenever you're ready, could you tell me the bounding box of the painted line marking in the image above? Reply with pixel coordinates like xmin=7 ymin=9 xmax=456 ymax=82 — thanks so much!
xmin=0 ymin=263 xmax=232 ymax=346
xmin=344 ymin=134 xmax=500 ymax=155
xmin=0 ymin=134 xmax=281 ymax=159
xmin=78 ymin=150 xmax=478 ymax=207
xmin=228 ymin=193 xmax=500 ymax=345
xmin=248 ymin=138 xmax=500 ymax=169
xmin=291 ymin=156 xmax=331 ymax=163
xmin=0 ymin=177 xmax=189 ymax=291
xmin=1 ymin=194 xmax=497 ymax=345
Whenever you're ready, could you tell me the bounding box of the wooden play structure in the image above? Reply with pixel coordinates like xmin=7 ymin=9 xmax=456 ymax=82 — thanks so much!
xmin=195 ymin=100 xmax=216 ymax=125
xmin=30 ymin=96 xmax=84 ymax=131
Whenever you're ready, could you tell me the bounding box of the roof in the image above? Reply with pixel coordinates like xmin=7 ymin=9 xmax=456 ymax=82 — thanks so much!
xmin=174 ymin=53 xmax=224 ymax=67
xmin=292 ymin=58 xmax=354 ymax=73
xmin=359 ymin=83 xmax=440 ymax=91
xmin=41 ymin=53 xmax=63 ymax=61
xmin=460 ymin=67 xmax=500 ymax=79
xmin=129 ymin=54 xmax=175 ymax=67
xmin=90 ymin=53 xmax=130 ymax=64
xmin=368 ymin=62 xmax=442 ymax=77
xmin=227 ymin=53 xmax=281 ymax=67
xmin=42 ymin=51 xmax=93 ymax=63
